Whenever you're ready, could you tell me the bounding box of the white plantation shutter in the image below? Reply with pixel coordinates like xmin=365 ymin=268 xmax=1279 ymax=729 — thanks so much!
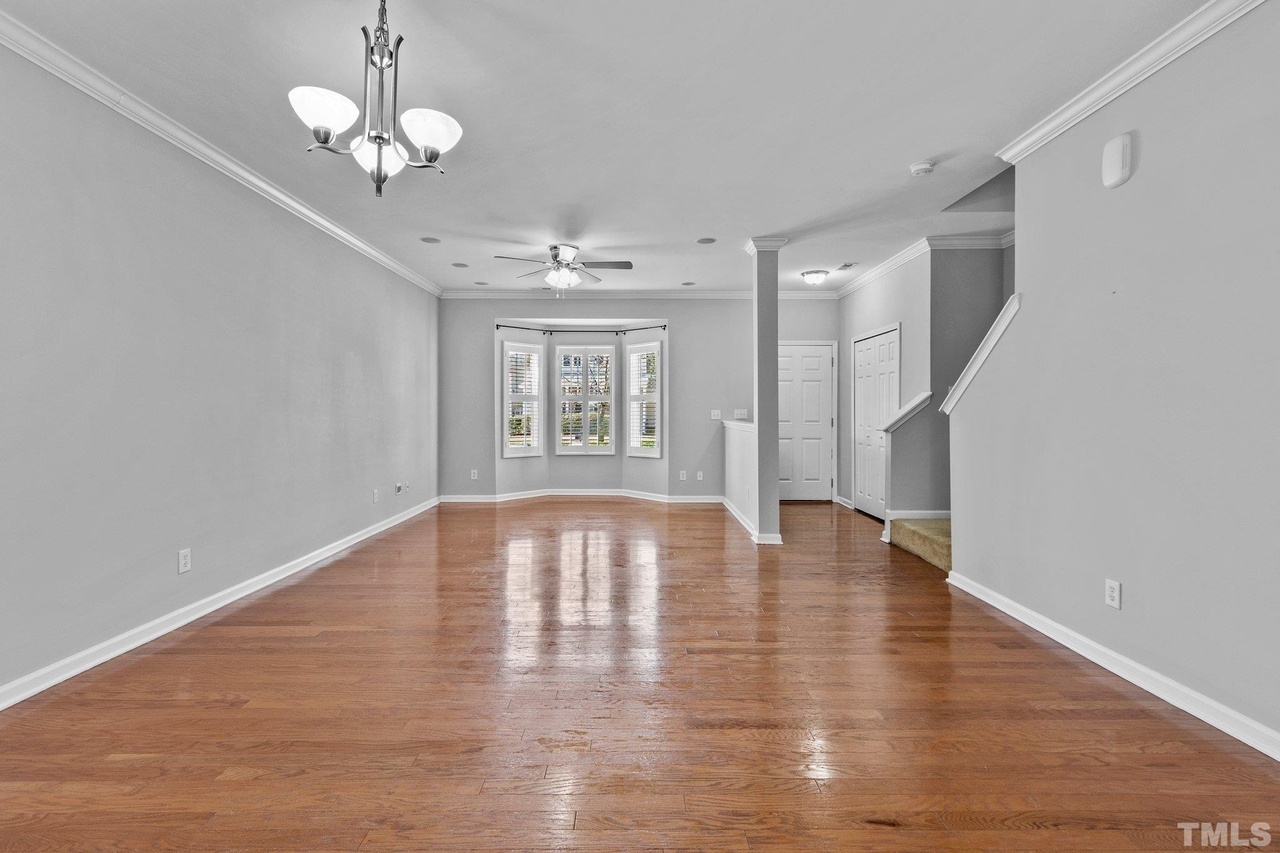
xmin=556 ymin=345 xmax=614 ymax=454
xmin=503 ymin=342 xmax=543 ymax=458
xmin=628 ymin=342 xmax=661 ymax=458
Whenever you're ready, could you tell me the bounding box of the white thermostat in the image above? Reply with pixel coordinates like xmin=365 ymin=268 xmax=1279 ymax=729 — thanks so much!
xmin=1102 ymin=133 xmax=1133 ymax=189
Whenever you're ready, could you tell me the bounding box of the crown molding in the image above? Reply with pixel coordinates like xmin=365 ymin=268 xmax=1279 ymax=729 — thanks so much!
xmin=440 ymin=288 xmax=839 ymax=301
xmin=744 ymin=237 xmax=789 ymax=256
xmin=0 ymin=10 xmax=443 ymax=297
xmin=779 ymin=290 xmax=840 ymax=300
xmin=442 ymin=289 xmax=750 ymax=301
xmin=925 ymin=235 xmax=1006 ymax=250
xmin=835 ymin=238 xmax=930 ymax=298
xmin=997 ymin=0 xmax=1265 ymax=164
xmin=1001 ymin=230 xmax=1016 ymax=249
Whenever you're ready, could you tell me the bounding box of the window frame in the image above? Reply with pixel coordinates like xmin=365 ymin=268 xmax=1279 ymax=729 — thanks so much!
xmin=554 ymin=344 xmax=616 ymax=455
xmin=502 ymin=341 xmax=544 ymax=459
xmin=627 ymin=341 xmax=662 ymax=459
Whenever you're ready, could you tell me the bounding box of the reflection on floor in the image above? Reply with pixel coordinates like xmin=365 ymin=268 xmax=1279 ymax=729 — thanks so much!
xmin=0 ymin=499 xmax=1276 ymax=850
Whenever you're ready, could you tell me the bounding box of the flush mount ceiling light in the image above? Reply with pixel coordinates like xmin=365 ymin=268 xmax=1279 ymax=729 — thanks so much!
xmin=801 ymin=270 xmax=829 ymax=286
xmin=288 ymin=0 xmax=462 ymax=197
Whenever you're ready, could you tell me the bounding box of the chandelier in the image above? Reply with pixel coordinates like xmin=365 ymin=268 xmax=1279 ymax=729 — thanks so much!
xmin=287 ymin=0 xmax=462 ymax=197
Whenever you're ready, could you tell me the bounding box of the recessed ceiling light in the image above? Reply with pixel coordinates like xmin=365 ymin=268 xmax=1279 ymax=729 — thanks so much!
xmin=697 ymin=238 xmax=716 ymax=244
xmin=452 ymin=262 xmax=469 ymax=268
xmin=419 ymin=237 xmax=441 ymax=243
xmin=681 ymin=281 xmax=696 ymax=287
xmin=474 ymin=281 xmax=489 ymax=286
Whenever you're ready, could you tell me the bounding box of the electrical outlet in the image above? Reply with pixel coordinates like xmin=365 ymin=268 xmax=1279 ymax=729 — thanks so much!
xmin=395 ymin=482 xmax=404 ymax=495
xmin=178 ymin=548 xmax=191 ymax=575
xmin=734 ymin=408 xmax=748 ymax=419
xmin=711 ymin=409 xmax=721 ymax=420
xmin=697 ymin=471 xmax=703 ymax=481
xmin=470 ymin=469 xmax=478 ymax=481
xmin=373 ymin=489 xmax=378 ymax=504
xmin=679 ymin=470 xmax=687 ymax=481
xmin=1105 ymin=579 xmax=1122 ymax=609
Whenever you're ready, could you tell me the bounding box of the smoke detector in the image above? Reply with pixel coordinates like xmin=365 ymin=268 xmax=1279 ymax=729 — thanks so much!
xmin=909 ymin=160 xmax=936 ymax=177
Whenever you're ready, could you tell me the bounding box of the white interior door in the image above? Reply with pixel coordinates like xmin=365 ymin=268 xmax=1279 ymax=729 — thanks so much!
xmin=778 ymin=344 xmax=834 ymax=500
xmin=854 ymin=329 xmax=900 ymax=518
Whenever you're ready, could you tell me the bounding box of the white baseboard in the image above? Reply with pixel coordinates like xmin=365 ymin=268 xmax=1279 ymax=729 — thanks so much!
xmin=882 ymin=509 xmax=951 ymax=543
xmin=721 ymin=496 xmax=755 ymax=536
xmin=834 ymin=495 xmax=854 ymax=510
xmin=720 ymin=498 xmax=783 ymax=545
xmin=885 ymin=509 xmax=951 ymax=520
xmin=439 ymin=489 xmax=724 ymax=505
xmin=948 ymin=573 xmax=1280 ymax=763
xmin=0 ymin=497 xmax=441 ymax=713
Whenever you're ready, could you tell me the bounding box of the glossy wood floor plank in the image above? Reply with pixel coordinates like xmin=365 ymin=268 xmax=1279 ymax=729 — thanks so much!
xmin=1 ymin=498 xmax=1277 ymax=851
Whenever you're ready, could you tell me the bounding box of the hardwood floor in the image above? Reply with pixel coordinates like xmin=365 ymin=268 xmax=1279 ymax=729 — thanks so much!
xmin=1 ymin=499 xmax=1277 ymax=851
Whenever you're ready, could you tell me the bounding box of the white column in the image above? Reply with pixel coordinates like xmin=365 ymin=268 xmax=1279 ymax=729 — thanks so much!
xmin=745 ymin=237 xmax=787 ymax=545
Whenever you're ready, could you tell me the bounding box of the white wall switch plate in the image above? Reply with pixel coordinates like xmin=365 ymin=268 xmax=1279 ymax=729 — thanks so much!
xmin=734 ymin=409 xmax=748 ymax=419
xmin=1105 ymin=579 xmax=1122 ymax=609
xmin=373 ymin=489 xmax=378 ymax=503
xmin=711 ymin=409 xmax=721 ymax=420
xmin=178 ymin=548 xmax=191 ymax=574
xmin=470 ymin=469 xmax=478 ymax=480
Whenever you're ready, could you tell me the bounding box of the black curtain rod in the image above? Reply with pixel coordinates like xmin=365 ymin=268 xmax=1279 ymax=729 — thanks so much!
xmin=495 ymin=323 xmax=667 ymax=335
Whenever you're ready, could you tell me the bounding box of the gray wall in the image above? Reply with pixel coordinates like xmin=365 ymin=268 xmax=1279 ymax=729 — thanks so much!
xmin=440 ymin=298 xmax=830 ymax=498
xmin=1002 ymin=244 xmax=1016 ymax=302
xmin=780 ymin=298 xmax=840 ymax=342
xmin=0 ymin=48 xmax=440 ymax=687
xmin=949 ymin=1 xmax=1280 ymax=732
xmin=835 ymin=252 xmax=932 ymax=501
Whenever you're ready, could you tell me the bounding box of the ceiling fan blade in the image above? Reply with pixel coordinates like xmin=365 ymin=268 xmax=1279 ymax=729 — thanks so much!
xmin=516 ymin=268 xmax=547 ymax=279
xmin=580 ymin=261 xmax=633 ymax=270
xmin=494 ymin=255 xmax=550 ymax=265
xmin=578 ymin=268 xmax=602 ymax=284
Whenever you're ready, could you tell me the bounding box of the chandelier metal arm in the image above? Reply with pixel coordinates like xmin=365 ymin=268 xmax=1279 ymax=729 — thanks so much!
xmin=359 ymin=27 xmax=375 ymax=146
xmin=390 ymin=35 xmax=404 ymax=146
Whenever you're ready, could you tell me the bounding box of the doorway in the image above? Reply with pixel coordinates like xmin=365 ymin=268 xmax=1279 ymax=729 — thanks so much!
xmin=853 ymin=327 xmax=900 ymax=518
xmin=778 ymin=342 xmax=836 ymax=501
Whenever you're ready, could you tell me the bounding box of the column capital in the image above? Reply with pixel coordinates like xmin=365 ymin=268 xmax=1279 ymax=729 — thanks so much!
xmin=744 ymin=237 xmax=788 ymax=256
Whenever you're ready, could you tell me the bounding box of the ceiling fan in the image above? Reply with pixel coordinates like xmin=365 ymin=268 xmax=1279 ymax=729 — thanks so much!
xmin=494 ymin=244 xmax=633 ymax=289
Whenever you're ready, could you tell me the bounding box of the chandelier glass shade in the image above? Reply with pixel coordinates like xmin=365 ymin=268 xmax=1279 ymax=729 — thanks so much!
xmin=288 ymin=0 xmax=462 ymax=197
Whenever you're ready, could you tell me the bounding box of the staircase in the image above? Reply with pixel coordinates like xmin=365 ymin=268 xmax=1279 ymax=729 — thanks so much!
xmin=889 ymin=518 xmax=951 ymax=572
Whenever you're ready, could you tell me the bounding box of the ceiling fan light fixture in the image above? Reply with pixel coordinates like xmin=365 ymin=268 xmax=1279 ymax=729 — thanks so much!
xmin=545 ymin=266 xmax=580 ymax=289
xmin=801 ymin=269 xmax=829 ymax=286
xmin=552 ymin=243 xmax=579 ymax=263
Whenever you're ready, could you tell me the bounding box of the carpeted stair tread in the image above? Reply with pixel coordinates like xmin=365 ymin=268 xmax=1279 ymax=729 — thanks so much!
xmin=890 ymin=518 xmax=951 ymax=572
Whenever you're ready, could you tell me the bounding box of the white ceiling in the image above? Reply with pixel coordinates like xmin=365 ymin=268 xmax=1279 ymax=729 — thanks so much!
xmin=0 ymin=0 xmax=1199 ymax=293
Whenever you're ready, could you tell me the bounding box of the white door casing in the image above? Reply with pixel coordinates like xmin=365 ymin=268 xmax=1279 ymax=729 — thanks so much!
xmin=853 ymin=328 xmax=900 ymax=518
xmin=778 ymin=343 xmax=835 ymax=501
